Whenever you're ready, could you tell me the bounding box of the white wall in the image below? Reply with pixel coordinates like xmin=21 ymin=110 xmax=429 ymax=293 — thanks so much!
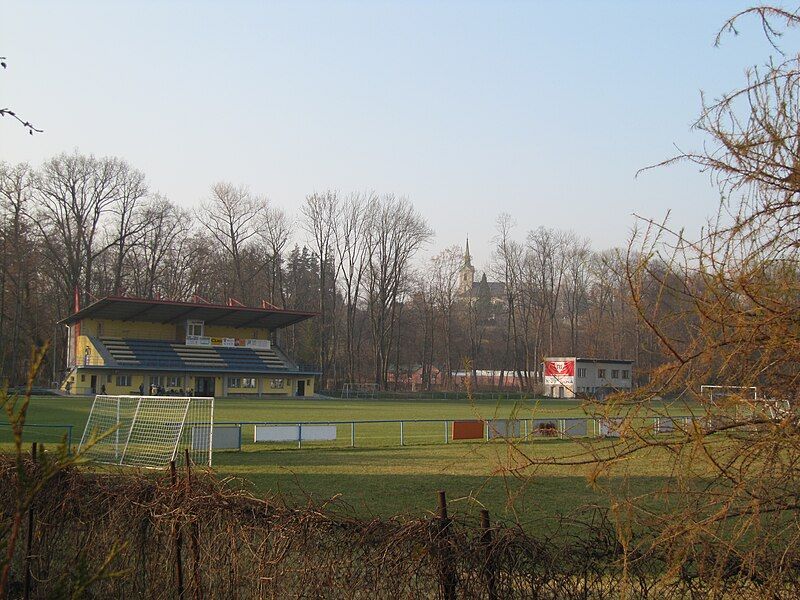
xmin=575 ymin=360 xmax=632 ymax=392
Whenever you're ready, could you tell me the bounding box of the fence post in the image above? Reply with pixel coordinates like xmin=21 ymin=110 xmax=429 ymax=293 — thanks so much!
xmin=23 ymin=443 xmax=37 ymax=600
xmin=480 ymin=509 xmax=498 ymax=600
xmin=298 ymin=424 xmax=302 ymax=450
xmin=523 ymin=419 xmax=528 ymax=440
xmin=400 ymin=421 xmax=404 ymax=446
xmin=351 ymin=422 xmax=355 ymax=448
xmin=444 ymin=420 xmax=448 ymax=444
xmin=67 ymin=425 xmax=73 ymax=455
xmin=184 ymin=449 xmax=202 ymax=599
xmin=169 ymin=460 xmax=185 ymax=599
xmin=437 ymin=490 xmax=457 ymax=600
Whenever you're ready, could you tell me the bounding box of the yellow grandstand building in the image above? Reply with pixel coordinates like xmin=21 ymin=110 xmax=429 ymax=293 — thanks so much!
xmin=60 ymin=296 xmax=319 ymax=397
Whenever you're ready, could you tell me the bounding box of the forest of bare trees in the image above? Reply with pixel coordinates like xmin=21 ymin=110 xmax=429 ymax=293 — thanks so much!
xmin=0 ymin=151 xmax=662 ymax=391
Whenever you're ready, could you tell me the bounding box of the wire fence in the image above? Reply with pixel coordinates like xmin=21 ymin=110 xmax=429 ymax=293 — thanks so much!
xmin=3 ymin=453 xmax=795 ymax=599
xmin=0 ymin=423 xmax=74 ymax=453
xmin=210 ymin=415 xmax=697 ymax=451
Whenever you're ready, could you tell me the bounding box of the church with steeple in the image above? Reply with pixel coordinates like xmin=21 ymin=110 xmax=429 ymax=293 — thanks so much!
xmin=459 ymin=238 xmax=476 ymax=294
xmin=458 ymin=237 xmax=505 ymax=300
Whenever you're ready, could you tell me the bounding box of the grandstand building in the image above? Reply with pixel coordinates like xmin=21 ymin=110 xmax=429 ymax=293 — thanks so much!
xmin=60 ymin=296 xmax=319 ymax=397
xmin=543 ymin=357 xmax=634 ymax=399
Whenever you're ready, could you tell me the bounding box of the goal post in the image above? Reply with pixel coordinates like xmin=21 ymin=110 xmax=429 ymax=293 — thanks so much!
xmin=78 ymin=395 xmax=214 ymax=468
xmin=341 ymin=383 xmax=379 ymax=399
xmin=700 ymin=385 xmax=758 ymax=404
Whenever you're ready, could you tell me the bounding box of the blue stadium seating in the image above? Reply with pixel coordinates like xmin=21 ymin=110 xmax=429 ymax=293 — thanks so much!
xmin=97 ymin=338 xmax=295 ymax=372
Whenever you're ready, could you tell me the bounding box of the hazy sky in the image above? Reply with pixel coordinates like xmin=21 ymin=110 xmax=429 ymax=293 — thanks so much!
xmin=0 ymin=1 xmax=791 ymax=269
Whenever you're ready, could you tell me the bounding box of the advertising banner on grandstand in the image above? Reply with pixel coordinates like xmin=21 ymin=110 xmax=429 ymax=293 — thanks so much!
xmin=186 ymin=335 xmax=211 ymax=346
xmin=186 ymin=336 xmax=270 ymax=350
xmin=544 ymin=359 xmax=575 ymax=387
xmin=245 ymin=339 xmax=270 ymax=349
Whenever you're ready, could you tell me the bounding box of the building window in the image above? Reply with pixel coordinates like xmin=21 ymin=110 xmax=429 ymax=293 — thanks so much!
xmin=228 ymin=377 xmax=241 ymax=388
xmin=270 ymin=379 xmax=284 ymax=389
xmin=187 ymin=320 xmax=204 ymax=337
xmin=116 ymin=374 xmax=131 ymax=387
xmin=611 ymin=370 xmax=619 ymax=379
xmin=107 ymin=374 xmax=112 ymax=383
xmin=242 ymin=377 xmax=256 ymax=388
xmin=167 ymin=376 xmax=183 ymax=388
xmin=622 ymin=370 xmax=629 ymax=379
xmin=597 ymin=369 xmax=606 ymax=379
xmin=577 ymin=368 xmax=586 ymax=378
xmin=149 ymin=375 xmax=163 ymax=387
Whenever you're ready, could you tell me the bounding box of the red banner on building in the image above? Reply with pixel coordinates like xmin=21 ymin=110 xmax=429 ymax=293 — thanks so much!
xmin=544 ymin=360 xmax=575 ymax=377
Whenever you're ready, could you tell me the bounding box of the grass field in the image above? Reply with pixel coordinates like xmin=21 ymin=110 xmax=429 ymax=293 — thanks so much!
xmin=2 ymin=394 xmax=695 ymax=524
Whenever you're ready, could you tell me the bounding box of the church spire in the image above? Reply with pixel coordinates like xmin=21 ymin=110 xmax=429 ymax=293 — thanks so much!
xmin=464 ymin=236 xmax=472 ymax=267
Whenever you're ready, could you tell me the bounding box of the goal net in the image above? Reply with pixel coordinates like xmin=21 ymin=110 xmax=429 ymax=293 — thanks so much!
xmin=341 ymin=383 xmax=379 ymax=399
xmin=78 ymin=395 xmax=214 ymax=468
xmin=700 ymin=385 xmax=758 ymax=404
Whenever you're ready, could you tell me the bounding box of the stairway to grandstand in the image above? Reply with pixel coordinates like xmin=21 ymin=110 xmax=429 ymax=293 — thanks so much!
xmin=97 ymin=338 xmax=293 ymax=372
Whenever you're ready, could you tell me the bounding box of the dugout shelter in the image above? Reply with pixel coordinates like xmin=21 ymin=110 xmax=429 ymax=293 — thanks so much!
xmin=59 ymin=296 xmax=319 ymax=397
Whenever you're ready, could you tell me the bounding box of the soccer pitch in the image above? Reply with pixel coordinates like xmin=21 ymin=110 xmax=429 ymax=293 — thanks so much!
xmin=5 ymin=395 xmax=688 ymax=523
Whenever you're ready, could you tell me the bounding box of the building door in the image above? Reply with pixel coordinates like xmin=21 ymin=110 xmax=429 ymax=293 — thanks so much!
xmin=196 ymin=377 xmax=215 ymax=397
xmin=90 ymin=375 xmax=97 ymax=394
xmin=558 ymin=386 xmax=564 ymax=398
xmin=296 ymin=380 xmax=305 ymax=397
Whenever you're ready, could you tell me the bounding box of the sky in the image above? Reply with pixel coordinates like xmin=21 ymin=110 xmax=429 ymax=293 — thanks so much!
xmin=1 ymin=1 xmax=794 ymax=270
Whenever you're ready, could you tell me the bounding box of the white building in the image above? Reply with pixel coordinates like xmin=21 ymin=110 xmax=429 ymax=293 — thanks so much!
xmin=543 ymin=357 xmax=633 ymax=399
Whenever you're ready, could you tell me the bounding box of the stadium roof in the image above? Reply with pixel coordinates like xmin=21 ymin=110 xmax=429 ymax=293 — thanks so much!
xmin=60 ymin=296 xmax=316 ymax=330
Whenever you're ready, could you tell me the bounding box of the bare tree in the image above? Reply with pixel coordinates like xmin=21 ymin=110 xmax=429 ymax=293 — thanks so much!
xmin=34 ymin=152 xmax=128 ymax=305
xmin=259 ymin=205 xmax=291 ymax=307
xmin=334 ymin=192 xmax=376 ymax=384
xmin=198 ymin=182 xmax=262 ymax=301
xmin=562 ymin=235 xmax=591 ymax=355
xmin=366 ymin=195 xmax=432 ymax=387
xmin=0 ymin=163 xmax=36 ymax=381
xmin=491 ymin=214 xmax=524 ymax=388
xmin=127 ymin=196 xmax=191 ymax=298
xmin=301 ymin=191 xmax=339 ymax=384
xmin=429 ymin=246 xmax=463 ymax=385
xmin=107 ymin=164 xmax=149 ymax=295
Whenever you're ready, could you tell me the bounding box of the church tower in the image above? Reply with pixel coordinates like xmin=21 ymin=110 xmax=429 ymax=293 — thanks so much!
xmin=459 ymin=237 xmax=476 ymax=294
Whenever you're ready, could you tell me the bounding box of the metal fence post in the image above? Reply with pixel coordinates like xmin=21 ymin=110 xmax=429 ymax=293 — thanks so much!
xmin=444 ymin=420 xmax=448 ymax=444
xmin=298 ymin=423 xmax=302 ymax=449
xmin=351 ymin=422 xmax=355 ymax=447
xmin=523 ymin=419 xmax=528 ymax=440
xmin=400 ymin=421 xmax=404 ymax=446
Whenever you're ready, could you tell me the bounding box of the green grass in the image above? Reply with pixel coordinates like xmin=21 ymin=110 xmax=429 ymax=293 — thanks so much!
xmin=2 ymin=394 xmax=695 ymax=523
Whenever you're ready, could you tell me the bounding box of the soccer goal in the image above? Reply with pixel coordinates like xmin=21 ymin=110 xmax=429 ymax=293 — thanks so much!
xmin=341 ymin=383 xmax=379 ymax=399
xmin=78 ymin=395 xmax=214 ymax=468
xmin=700 ymin=385 xmax=758 ymax=404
